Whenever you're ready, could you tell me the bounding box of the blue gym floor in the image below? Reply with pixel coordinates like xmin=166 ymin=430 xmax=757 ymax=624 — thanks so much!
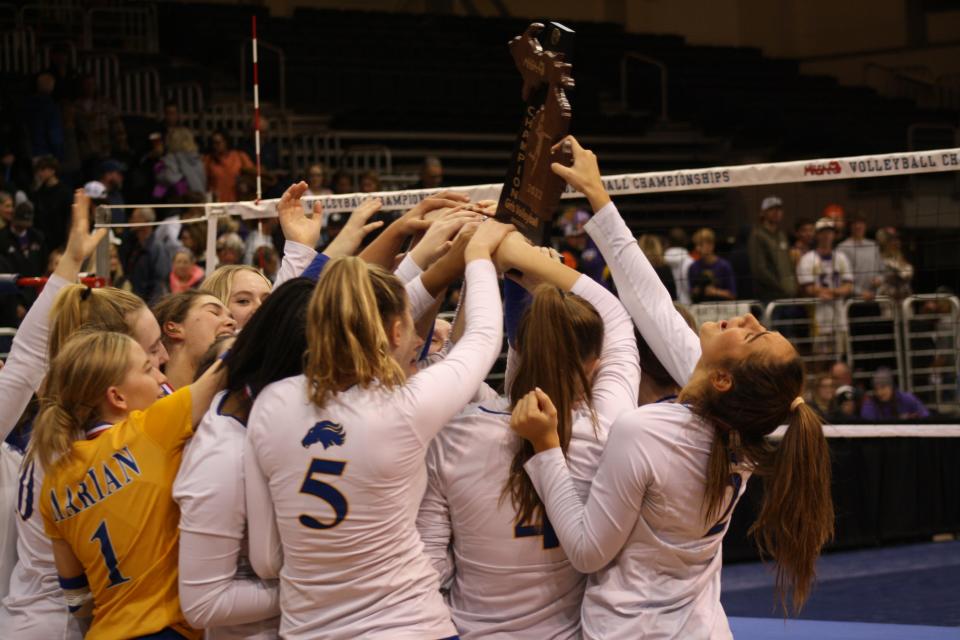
xmin=722 ymin=540 xmax=960 ymax=639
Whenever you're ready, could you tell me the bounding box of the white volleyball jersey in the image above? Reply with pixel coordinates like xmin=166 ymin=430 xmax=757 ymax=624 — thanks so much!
xmin=417 ymin=399 xmax=583 ymax=640
xmin=173 ymin=391 xmax=280 ymax=640
xmin=1 ymin=457 xmax=83 ymax=640
xmin=530 ymin=200 xmax=745 ymax=639
xmin=244 ymin=259 xmax=502 ymax=640
xmin=416 ymin=273 xmax=638 ymax=639
xmin=526 ymin=403 xmax=749 ymax=640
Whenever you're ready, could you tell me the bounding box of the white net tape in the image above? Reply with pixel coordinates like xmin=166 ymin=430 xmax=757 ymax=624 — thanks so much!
xmin=93 ymin=146 xmax=960 ymax=223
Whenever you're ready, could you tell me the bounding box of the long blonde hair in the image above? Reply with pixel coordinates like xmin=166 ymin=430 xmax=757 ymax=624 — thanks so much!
xmin=201 ymin=264 xmax=270 ymax=304
xmin=29 ymin=331 xmax=135 ymax=470
xmin=304 ymin=257 xmax=407 ymax=407
xmin=48 ymin=285 xmax=144 ymax=361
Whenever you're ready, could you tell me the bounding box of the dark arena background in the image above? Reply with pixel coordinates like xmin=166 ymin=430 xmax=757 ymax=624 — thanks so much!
xmin=1 ymin=1 xmax=959 ymax=638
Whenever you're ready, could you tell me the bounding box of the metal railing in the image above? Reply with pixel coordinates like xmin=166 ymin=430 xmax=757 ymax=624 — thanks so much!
xmin=79 ymin=52 xmax=120 ymax=103
xmin=843 ymin=296 xmax=905 ymax=392
xmin=165 ymin=82 xmax=205 ymax=126
xmin=83 ymin=5 xmax=158 ymax=53
xmin=901 ymin=294 xmax=960 ymax=415
xmin=341 ymin=146 xmax=393 ymax=191
xmin=688 ymin=300 xmax=764 ymax=328
xmin=620 ymin=52 xmax=668 ymax=121
xmin=117 ymin=67 xmax=161 ymax=117
xmin=0 ymin=28 xmax=36 ymax=74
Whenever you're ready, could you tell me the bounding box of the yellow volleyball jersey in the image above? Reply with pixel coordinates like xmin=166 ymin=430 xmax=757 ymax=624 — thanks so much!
xmin=40 ymin=388 xmax=201 ymax=640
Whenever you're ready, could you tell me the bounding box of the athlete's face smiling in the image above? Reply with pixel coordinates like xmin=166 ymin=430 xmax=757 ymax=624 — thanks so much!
xmin=111 ymin=342 xmax=165 ymax=413
xmin=698 ymin=313 xmax=794 ymax=367
xmin=183 ymin=295 xmax=237 ymax=359
xmin=227 ymin=270 xmax=271 ymax=330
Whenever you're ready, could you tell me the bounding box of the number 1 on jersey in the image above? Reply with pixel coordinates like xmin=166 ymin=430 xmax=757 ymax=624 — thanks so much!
xmin=91 ymin=521 xmax=130 ymax=587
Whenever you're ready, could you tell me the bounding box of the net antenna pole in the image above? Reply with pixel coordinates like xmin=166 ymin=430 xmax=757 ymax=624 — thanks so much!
xmin=251 ymin=15 xmax=263 ymax=208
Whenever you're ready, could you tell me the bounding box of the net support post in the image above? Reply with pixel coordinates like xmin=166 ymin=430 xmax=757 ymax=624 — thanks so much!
xmin=94 ymin=205 xmax=110 ymax=279
xmin=205 ymin=206 xmax=223 ymax=276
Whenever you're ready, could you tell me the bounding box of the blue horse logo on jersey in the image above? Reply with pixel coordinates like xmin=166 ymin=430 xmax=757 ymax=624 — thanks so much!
xmin=301 ymin=421 xmax=346 ymax=449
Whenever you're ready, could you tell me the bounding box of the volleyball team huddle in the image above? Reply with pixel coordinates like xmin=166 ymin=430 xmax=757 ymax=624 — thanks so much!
xmin=0 ymin=136 xmax=834 ymax=640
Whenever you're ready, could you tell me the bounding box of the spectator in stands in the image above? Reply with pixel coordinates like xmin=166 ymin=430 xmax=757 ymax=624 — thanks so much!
xmin=556 ymin=207 xmax=607 ymax=287
xmin=359 ymin=170 xmax=381 ymax=193
xmin=748 ymin=195 xmax=797 ymax=303
xmin=98 ymin=159 xmax=126 ymax=207
xmin=689 ymin=227 xmax=736 ymax=303
xmin=0 ymin=190 xmax=13 ymax=231
xmin=178 ymin=208 xmax=207 ymax=269
xmin=169 ymin=248 xmax=205 ymax=293
xmin=1 ymin=146 xmax=32 ymax=195
xmin=75 ymin=74 xmax=123 ymax=166
xmin=252 ymin=244 xmax=279 ymax=282
xmin=305 ymin=163 xmax=332 ymax=197
xmin=128 ymin=132 xmax=165 ymax=203
xmin=837 ymin=212 xmax=882 ymax=300
xmin=875 ymin=226 xmax=914 ymax=302
xmin=664 ymin=227 xmax=693 ymax=305
xmin=109 ymin=242 xmax=133 ymax=292
xmin=829 ymin=385 xmax=859 ymax=423
xmin=29 ymin=155 xmax=73 ymax=252
xmin=244 ymin=218 xmax=278 ymax=264
xmin=638 ymin=234 xmax=677 ymax=299
xmin=822 ymin=203 xmax=846 ymax=240
xmin=23 ymin=72 xmax=64 ymax=160
xmin=331 ymin=170 xmax=353 ymax=194
xmin=157 ymin=129 xmax=206 ymax=199
xmin=160 ymin=101 xmax=196 ymax=151
xmin=789 ymin=218 xmax=815 ymax=267
xmin=216 ymin=232 xmax=245 ymax=266
xmin=204 ymin=130 xmax=255 ymax=202
xmin=808 ymin=374 xmax=836 ymax=419
xmin=44 ymin=43 xmax=79 ymax=102
xmin=861 ymin=367 xmax=929 ymax=421
xmin=415 ymin=156 xmax=444 ymax=189
xmin=121 ymin=207 xmax=176 ymax=303
xmin=830 ymin=360 xmax=854 ymax=388
xmin=797 ymin=217 xmax=854 ymax=356
xmin=0 ymin=201 xmax=46 ymax=279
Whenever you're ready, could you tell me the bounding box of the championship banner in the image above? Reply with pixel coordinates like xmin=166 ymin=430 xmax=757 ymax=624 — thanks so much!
xmin=96 ymin=147 xmax=960 ymax=224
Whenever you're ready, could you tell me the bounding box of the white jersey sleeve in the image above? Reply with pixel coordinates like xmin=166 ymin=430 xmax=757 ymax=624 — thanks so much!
xmin=416 ymin=441 xmax=455 ymax=588
xmin=570 ymin=273 xmax=639 ymax=424
xmin=274 ymin=240 xmax=318 ymax=288
xmin=397 ymin=259 xmax=503 ymax=445
xmin=244 ymin=434 xmax=283 ymax=581
xmin=393 ymin=253 xmax=423 ymax=285
xmin=405 ymin=275 xmax=437 ymax=323
xmin=524 ymin=420 xmax=651 ymax=574
xmin=173 ymin=393 xmax=280 ymax=637
xmin=0 ymin=273 xmax=69 ymax=440
xmin=585 ymin=202 xmax=701 ymax=386
xmin=796 ymin=250 xmax=817 ymax=286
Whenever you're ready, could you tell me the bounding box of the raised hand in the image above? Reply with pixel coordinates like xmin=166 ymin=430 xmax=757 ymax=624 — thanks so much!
xmin=398 ymin=192 xmax=471 ymax=235
xmin=510 ymin=388 xmax=560 ymax=452
xmin=323 ymin=198 xmax=385 ymax=259
xmin=549 ymin=135 xmax=610 ymax=212
xmin=409 ymin=207 xmax=484 ymax=269
xmin=277 ymin=181 xmax=323 ymax=248
xmin=464 ymin=220 xmax=515 ymax=263
xmin=57 ymin=189 xmax=108 ymax=280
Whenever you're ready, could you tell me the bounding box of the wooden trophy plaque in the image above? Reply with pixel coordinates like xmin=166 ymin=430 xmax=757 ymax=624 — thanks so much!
xmin=495 ymin=22 xmax=575 ymax=244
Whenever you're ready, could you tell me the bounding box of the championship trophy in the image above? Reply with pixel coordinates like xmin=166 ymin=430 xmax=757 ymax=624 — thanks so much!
xmin=495 ymin=22 xmax=575 ymax=244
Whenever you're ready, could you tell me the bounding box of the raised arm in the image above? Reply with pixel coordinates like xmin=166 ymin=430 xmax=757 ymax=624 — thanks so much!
xmin=400 ymin=221 xmax=511 ymax=444
xmin=512 ymin=389 xmax=649 ymax=573
xmin=0 ymin=190 xmax=105 ymax=439
xmin=550 ymin=136 xmax=701 ymax=386
xmin=358 ymin=193 xmax=469 ymax=269
xmin=274 ymin=182 xmax=321 ymax=287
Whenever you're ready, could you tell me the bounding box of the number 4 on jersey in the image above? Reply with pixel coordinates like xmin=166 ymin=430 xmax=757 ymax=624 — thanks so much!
xmin=515 ymin=515 xmax=559 ymax=549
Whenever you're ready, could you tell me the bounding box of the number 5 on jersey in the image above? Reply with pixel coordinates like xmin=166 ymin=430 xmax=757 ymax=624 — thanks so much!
xmin=298 ymin=458 xmax=349 ymax=530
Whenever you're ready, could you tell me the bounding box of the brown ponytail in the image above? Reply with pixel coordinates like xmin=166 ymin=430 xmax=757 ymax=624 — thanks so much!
xmin=304 ymin=257 xmax=407 ymax=408
xmin=503 ymin=284 xmax=603 ymax=526
xmin=29 ymin=331 xmax=135 ymax=470
xmin=693 ymin=352 xmax=834 ymax=614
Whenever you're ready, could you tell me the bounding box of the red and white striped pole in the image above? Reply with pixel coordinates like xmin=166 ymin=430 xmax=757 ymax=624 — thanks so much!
xmin=251 ymin=15 xmax=263 ymax=203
